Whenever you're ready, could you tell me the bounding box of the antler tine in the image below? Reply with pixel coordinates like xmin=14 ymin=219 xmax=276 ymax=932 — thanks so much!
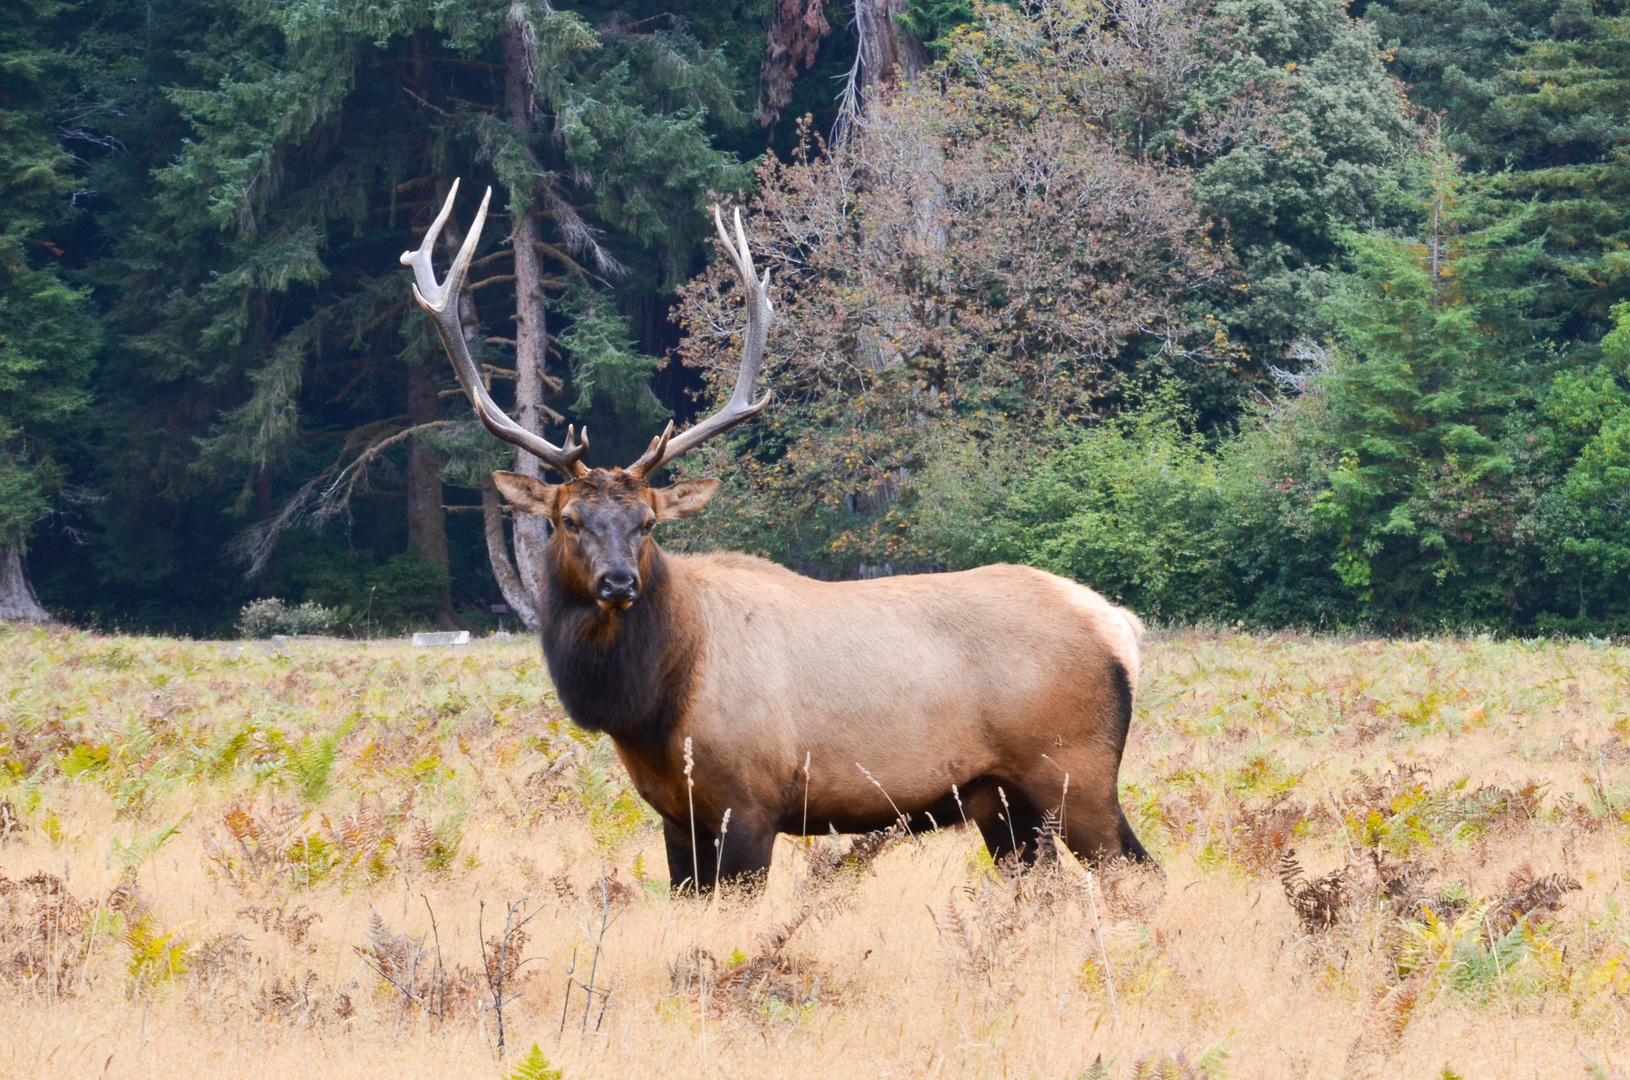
xmin=623 ymin=421 xmax=674 ymax=476
xmin=403 ymin=181 xmax=588 ymax=478
xmin=625 ymin=206 xmax=774 ymax=478
xmin=401 ymin=177 xmax=461 ymax=301
xmin=732 ymin=206 xmax=754 ymax=280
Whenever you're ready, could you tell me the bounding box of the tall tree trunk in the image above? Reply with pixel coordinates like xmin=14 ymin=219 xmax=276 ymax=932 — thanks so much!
xmin=481 ymin=476 xmax=538 ymax=628
xmin=836 ymin=0 xmax=926 ymax=137
xmin=0 ymin=545 xmax=51 ymax=622
xmin=503 ymin=3 xmax=553 ymax=625
xmin=406 ymin=354 xmax=462 ymax=628
xmin=254 ymin=463 xmax=276 ymax=595
xmin=857 ymin=0 xmax=926 ymax=96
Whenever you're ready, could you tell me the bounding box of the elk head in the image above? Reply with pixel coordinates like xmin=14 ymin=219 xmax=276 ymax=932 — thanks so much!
xmin=401 ymin=180 xmax=773 ymax=610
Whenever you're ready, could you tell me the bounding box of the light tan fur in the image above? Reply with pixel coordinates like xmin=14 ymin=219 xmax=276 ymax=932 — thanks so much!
xmin=612 ymin=553 xmax=1144 ymax=864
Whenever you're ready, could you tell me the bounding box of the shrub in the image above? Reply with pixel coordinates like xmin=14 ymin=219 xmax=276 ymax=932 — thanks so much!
xmin=914 ymin=414 xmax=1240 ymax=622
xmin=237 ymin=598 xmax=336 ymax=639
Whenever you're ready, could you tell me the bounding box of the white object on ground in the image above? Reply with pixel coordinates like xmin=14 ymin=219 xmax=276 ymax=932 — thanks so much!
xmin=412 ymin=631 xmax=470 ymax=647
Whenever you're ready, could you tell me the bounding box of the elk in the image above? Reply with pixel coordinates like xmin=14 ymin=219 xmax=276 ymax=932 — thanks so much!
xmin=403 ymin=181 xmax=1150 ymax=890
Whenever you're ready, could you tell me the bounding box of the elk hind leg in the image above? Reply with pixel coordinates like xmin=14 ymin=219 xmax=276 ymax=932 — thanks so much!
xmin=1053 ymin=768 xmax=1149 ymax=865
xmin=963 ymin=779 xmax=1046 ymax=866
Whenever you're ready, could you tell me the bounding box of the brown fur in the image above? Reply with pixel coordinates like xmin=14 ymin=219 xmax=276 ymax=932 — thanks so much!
xmin=494 ymin=468 xmax=1149 ymax=891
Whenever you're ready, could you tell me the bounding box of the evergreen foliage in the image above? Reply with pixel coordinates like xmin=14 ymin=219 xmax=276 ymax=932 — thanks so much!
xmin=1301 ymin=134 xmax=1551 ymax=624
xmin=6 ymin=0 xmax=1630 ymax=635
xmin=0 ymin=0 xmax=99 ymax=550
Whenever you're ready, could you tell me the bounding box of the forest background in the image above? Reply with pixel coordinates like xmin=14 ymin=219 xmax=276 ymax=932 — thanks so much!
xmin=5 ymin=0 xmax=1630 ymax=637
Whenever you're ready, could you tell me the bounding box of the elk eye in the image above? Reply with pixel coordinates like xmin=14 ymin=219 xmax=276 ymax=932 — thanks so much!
xmin=561 ymin=516 xmax=581 ymax=533
xmin=639 ymin=518 xmax=655 ymax=534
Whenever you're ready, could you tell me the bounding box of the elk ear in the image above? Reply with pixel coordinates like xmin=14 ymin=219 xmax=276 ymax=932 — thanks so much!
xmin=491 ymin=471 xmax=561 ymax=516
xmin=651 ymin=478 xmax=721 ymax=521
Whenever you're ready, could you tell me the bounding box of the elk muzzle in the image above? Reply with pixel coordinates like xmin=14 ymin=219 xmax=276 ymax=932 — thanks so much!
xmin=594 ymin=565 xmax=641 ymax=606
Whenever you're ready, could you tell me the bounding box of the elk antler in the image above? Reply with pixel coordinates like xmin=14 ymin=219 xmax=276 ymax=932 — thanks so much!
xmin=401 ymin=179 xmax=589 ymax=478
xmin=625 ymin=206 xmax=774 ymax=478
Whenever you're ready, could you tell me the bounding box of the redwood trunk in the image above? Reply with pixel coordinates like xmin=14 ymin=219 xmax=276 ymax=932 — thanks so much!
xmin=858 ymin=0 xmax=926 ymax=96
xmin=254 ymin=463 xmax=276 ymax=593
xmin=503 ymin=4 xmax=553 ymax=620
xmin=0 ymin=545 xmax=51 ymax=622
xmin=406 ymin=354 xmax=458 ymax=627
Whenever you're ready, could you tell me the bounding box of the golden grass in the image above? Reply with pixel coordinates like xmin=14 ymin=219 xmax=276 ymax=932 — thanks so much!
xmin=2 ymin=623 xmax=1628 ymax=1079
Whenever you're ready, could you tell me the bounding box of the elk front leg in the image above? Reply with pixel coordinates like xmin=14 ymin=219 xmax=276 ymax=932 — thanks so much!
xmin=664 ymin=817 xmax=715 ymax=895
xmin=712 ymin=813 xmax=777 ymax=893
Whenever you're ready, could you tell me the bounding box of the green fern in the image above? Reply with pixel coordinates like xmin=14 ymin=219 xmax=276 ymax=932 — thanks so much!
xmin=424 ymin=811 xmax=466 ymax=871
xmin=107 ymin=815 xmax=189 ymax=869
xmin=1580 ymin=1052 xmax=1624 ymax=1080
xmin=287 ymin=830 xmax=338 ymax=888
xmin=575 ymin=735 xmax=657 ymax=851
xmin=124 ymin=914 xmax=189 ymax=995
xmin=508 ymin=1044 xmax=562 ymax=1080
xmin=287 ymin=715 xmax=355 ymax=804
xmin=1447 ymin=922 xmax=1528 ymax=997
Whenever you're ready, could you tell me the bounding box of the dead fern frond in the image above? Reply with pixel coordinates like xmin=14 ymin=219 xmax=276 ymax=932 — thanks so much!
xmin=1233 ymin=793 xmax=1307 ymax=873
xmin=1035 ymin=810 xmax=1062 ymax=868
xmin=1485 ymin=868 xmax=1579 ymax=936
xmin=357 ymin=907 xmax=420 ymax=990
xmin=676 ymin=903 xmax=844 ymax=1025
xmin=845 ymin=825 xmax=904 ymax=873
xmin=192 ymin=931 xmax=251 ymax=988
xmin=238 ymin=903 xmax=322 ymax=948
xmin=483 ymin=924 xmax=530 ymax=986
xmin=206 ymin=796 xmax=307 ymax=893
xmin=668 ymin=944 xmax=718 ymax=996
xmin=1372 ymin=854 xmax=1436 ymax=918
xmin=1130 ymin=1049 xmax=1201 ymax=1080
xmin=251 ymin=969 xmax=359 ymax=1026
xmin=756 ymin=906 xmax=814 ymax=958
xmin=931 ymin=889 xmax=985 ymax=983
xmin=0 ymin=871 xmax=95 ymax=996
xmin=1279 ymin=848 xmax=1354 ymax=933
xmin=801 ymin=828 xmax=846 ymax=885
xmin=254 ymin=971 xmax=315 ymax=1023
xmin=1092 ymin=856 xmax=1166 ymax=921
xmin=1344 ymin=962 xmax=1432 ymax=1077
xmin=542 ymin=872 xmax=575 ymax=904
xmin=798 ymin=824 xmax=904 ymax=893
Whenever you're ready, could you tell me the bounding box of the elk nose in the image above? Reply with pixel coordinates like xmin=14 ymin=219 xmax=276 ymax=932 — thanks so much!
xmin=597 ymin=568 xmax=639 ymax=602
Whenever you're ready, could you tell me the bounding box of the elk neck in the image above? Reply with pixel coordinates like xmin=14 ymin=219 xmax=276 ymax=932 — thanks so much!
xmin=538 ymin=537 xmax=698 ymax=752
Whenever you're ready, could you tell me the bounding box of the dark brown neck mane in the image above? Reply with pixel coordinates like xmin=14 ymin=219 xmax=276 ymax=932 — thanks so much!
xmin=538 ymin=540 xmax=695 ymax=752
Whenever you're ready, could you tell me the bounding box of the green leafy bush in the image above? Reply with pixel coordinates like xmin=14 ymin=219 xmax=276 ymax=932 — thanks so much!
xmin=236 ymin=598 xmax=336 ymax=639
xmin=914 ymin=413 xmax=1240 ymax=622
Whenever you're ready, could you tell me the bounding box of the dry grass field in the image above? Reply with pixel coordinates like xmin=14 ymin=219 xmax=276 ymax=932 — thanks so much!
xmin=2 ymin=622 xmax=1628 ymax=1080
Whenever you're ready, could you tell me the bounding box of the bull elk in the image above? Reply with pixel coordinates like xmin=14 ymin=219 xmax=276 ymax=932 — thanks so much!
xmin=403 ymin=181 xmax=1150 ymax=890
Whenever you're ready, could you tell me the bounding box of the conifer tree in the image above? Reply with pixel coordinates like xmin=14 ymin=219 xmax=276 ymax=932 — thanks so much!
xmin=1300 ymin=131 xmax=1550 ymax=625
xmin=1478 ymin=2 xmax=1630 ymax=340
xmin=0 ymin=0 xmax=100 ymax=620
xmin=1535 ymin=301 xmax=1630 ymax=628
xmin=68 ymin=0 xmax=747 ymax=630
